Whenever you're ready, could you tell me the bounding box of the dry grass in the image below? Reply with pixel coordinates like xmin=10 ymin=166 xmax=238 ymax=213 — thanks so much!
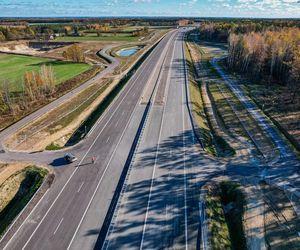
xmin=0 ymin=162 xmax=33 ymax=185
xmin=5 ymin=79 xmax=112 ymax=151
xmin=0 ymin=164 xmax=48 ymax=235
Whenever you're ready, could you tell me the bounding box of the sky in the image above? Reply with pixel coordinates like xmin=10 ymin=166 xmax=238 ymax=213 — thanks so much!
xmin=0 ymin=0 xmax=300 ymax=18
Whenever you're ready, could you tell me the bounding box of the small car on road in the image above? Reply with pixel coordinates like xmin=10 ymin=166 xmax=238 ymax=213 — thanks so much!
xmin=64 ymin=153 xmax=77 ymax=163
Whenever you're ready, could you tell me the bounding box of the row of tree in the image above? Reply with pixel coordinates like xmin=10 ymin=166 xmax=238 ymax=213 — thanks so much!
xmin=198 ymin=20 xmax=300 ymax=42
xmin=0 ymin=26 xmax=35 ymax=41
xmin=227 ymin=28 xmax=300 ymax=101
xmin=0 ymin=65 xmax=56 ymax=116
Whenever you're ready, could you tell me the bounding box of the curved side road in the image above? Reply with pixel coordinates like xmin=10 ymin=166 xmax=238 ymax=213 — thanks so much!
xmin=0 ymin=30 xmax=177 ymax=250
xmin=0 ymin=45 xmax=119 ymax=152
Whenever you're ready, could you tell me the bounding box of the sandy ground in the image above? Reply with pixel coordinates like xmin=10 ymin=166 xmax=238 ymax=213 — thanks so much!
xmin=0 ymin=42 xmax=39 ymax=55
xmin=0 ymin=162 xmax=33 ymax=185
xmin=0 ymin=162 xmax=45 ymax=211
xmin=0 ymin=40 xmax=110 ymax=65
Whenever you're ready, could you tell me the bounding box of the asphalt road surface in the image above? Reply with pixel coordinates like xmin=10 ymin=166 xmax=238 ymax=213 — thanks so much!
xmin=0 ymin=45 xmax=118 ymax=153
xmin=0 ymin=30 xmax=178 ymax=250
xmin=1 ymin=28 xmax=299 ymax=250
xmin=102 ymin=30 xmax=225 ymax=250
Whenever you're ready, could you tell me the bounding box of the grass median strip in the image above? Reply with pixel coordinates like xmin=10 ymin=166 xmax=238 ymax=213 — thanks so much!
xmin=206 ymin=181 xmax=247 ymax=250
xmin=185 ymin=42 xmax=217 ymax=155
xmin=8 ymin=79 xmax=110 ymax=151
xmin=47 ymin=80 xmax=110 ymax=134
xmin=66 ymin=39 xmax=159 ymax=146
xmin=208 ymin=78 xmax=277 ymax=159
xmin=185 ymin=40 xmax=235 ymax=157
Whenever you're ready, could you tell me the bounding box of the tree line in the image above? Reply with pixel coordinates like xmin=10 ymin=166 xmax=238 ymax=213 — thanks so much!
xmin=0 ymin=65 xmax=56 ymax=116
xmin=227 ymin=28 xmax=300 ymax=101
xmin=0 ymin=26 xmax=35 ymax=41
xmin=198 ymin=20 xmax=300 ymax=42
xmin=196 ymin=21 xmax=300 ymax=102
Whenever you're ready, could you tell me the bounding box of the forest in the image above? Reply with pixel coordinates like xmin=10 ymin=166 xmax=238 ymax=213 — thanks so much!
xmin=198 ymin=20 xmax=300 ymax=100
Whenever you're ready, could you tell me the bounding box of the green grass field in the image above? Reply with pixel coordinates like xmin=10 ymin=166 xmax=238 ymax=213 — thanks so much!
xmin=0 ymin=54 xmax=92 ymax=92
xmin=55 ymin=33 xmax=139 ymax=42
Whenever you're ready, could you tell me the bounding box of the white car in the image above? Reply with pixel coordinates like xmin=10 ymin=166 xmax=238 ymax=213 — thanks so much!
xmin=64 ymin=153 xmax=77 ymax=163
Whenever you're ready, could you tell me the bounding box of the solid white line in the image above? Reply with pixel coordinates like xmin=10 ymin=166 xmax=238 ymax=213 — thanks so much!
xmin=21 ymin=54 xmax=148 ymax=250
xmin=21 ymin=169 xmax=78 ymax=250
xmin=3 ymin=37 xmax=170 ymax=250
xmin=53 ymin=218 xmax=64 ymax=235
xmin=139 ymin=31 xmax=177 ymax=250
xmin=87 ymin=34 xmax=166 ymax=138
xmin=66 ymin=91 xmax=142 ymax=250
xmin=2 ymin=189 xmax=49 ymax=250
xmin=103 ymin=32 xmax=178 ymax=250
xmin=67 ymin=32 xmax=177 ymax=250
xmin=77 ymin=182 xmax=85 ymax=193
xmin=0 ymin=180 xmax=45 ymax=244
xmin=139 ymin=84 xmax=165 ymax=250
xmin=182 ymin=32 xmax=188 ymax=250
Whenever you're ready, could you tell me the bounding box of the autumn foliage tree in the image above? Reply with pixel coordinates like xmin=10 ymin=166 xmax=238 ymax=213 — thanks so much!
xmin=62 ymin=44 xmax=85 ymax=63
xmin=227 ymin=28 xmax=300 ymax=85
xmin=23 ymin=65 xmax=56 ymax=101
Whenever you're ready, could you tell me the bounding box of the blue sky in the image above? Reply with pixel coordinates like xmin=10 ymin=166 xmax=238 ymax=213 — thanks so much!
xmin=0 ymin=0 xmax=299 ymax=18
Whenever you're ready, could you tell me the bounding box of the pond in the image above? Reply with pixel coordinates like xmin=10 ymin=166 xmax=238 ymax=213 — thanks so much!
xmin=116 ymin=46 xmax=142 ymax=57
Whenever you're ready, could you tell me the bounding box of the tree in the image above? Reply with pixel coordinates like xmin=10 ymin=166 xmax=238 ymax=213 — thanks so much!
xmin=0 ymin=80 xmax=14 ymax=115
xmin=0 ymin=31 xmax=5 ymax=41
xmin=40 ymin=65 xmax=56 ymax=94
xmin=288 ymin=45 xmax=300 ymax=103
xmin=62 ymin=44 xmax=85 ymax=63
xmin=227 ymin=28 xmax=300 ymax=87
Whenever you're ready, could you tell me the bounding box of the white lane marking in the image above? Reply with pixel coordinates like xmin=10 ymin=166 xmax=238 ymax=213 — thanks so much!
xmin=53 ymin=218 xmax=64 ymax=235
xmin=115 ymin=121 xmax=119 ymax=128
xmin=182 ymin=38 xmax=188 ymax=250
xmin=139 ymin=91 xmax=165 ymax=250
xmin=140 ymin=31 xmax=177 ymax=250
xmin=88 ymin=44 xmax=157 ymax=137
xmin=106 ymin=136 xmax=110 ymax=143
xmin=66 ymin=89 xmax=142 ymax=250
xmin=103 ymin=31 xmax=178 ymax=250
xmin=0 ymin=179 xmax=44 ymax=244
xmin=2 ymin=189 xmax=49 ymax=250
xmin=21 ymin=47 xmax=148 ymax=250
xmin=77 ymin=182 xmax=85 ymax=193
xmin=122 ymin=111 xmax=125 ymax=116
xmin=21 ymin=169 xmax=78 ymax=250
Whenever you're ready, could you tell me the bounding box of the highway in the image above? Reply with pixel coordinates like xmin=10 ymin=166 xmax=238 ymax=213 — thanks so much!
xmin=1 ymin=27 xmax=299 ymax=250
xmin=102 ymin=30 xmax=224 ymax=249
xmin=0 ymin=45 xmax=119 ymax=153
xmin=0 ymin=30 xmax=179 ymax=250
